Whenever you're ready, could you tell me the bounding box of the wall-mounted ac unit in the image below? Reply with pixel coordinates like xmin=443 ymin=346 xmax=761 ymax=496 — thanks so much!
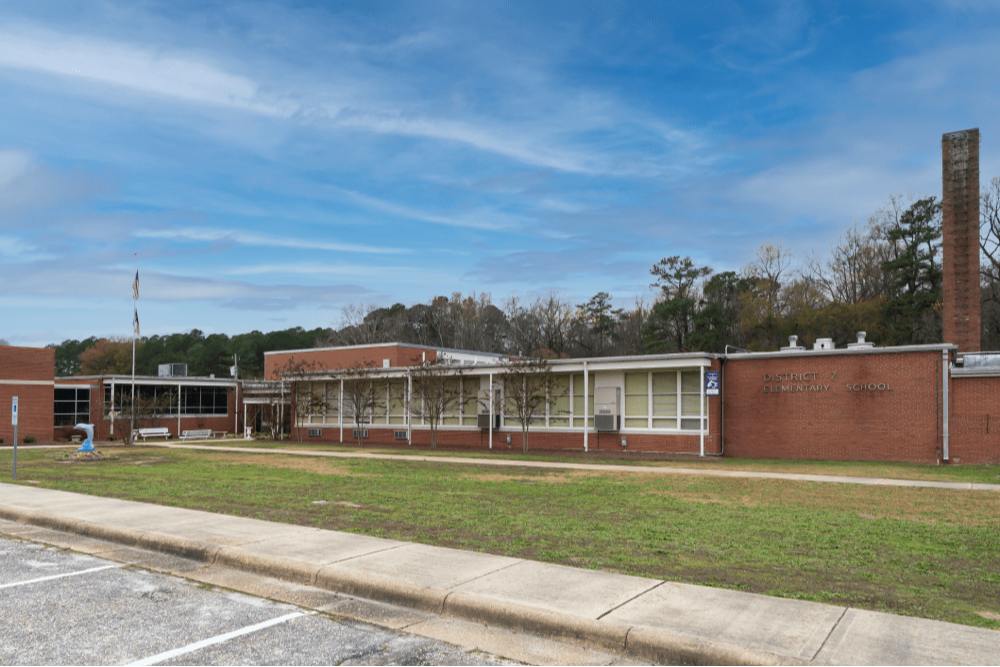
xmin=594 ymin=387 xmax=620 ymax=432
xmin=477 ymin=414 xmax=500 ymax=430
xmin=307 ymin=428 xmax=322 ymax=437
xmin=352 ymin=429 xmax=369 ymax=439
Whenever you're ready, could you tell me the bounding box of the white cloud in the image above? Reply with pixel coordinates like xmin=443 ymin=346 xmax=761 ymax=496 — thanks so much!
xmin=132 ymin=227 xmax=408 ymax=255
xmin=0 ymin=149 xmax=34 ymax=187
xmin=0 ymin=27 xmax=297 ymax=116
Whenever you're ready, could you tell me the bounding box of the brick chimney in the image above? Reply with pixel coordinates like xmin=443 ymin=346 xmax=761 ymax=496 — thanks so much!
xmin=941 ymin=128 xmax=981 ymax=352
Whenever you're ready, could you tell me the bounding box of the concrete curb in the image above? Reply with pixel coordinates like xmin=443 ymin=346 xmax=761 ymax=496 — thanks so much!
xmin=316 ymin=566 xmax=450 ymax=615
xmin=443 ymin=590 xmax=629 ymax=654
xmin=626 ymin=626 xmax=809 ymax=666
xmin=0 ymin=504 xmax=803 ymax=666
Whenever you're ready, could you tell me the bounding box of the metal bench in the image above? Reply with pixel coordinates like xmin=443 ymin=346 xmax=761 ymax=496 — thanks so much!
xmin=132 ymin=428 xmax=172 ymax=441
xmin=179 ymin=429 xmax=213 ymax=441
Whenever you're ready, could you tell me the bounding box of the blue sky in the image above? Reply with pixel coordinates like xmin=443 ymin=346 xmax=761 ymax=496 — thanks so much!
xmin=1 ymin=1 xmax=999 ymax=346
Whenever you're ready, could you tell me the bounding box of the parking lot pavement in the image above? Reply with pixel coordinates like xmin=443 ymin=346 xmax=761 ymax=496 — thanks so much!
xmin=0 ymin=538 xmax=514 ymax=666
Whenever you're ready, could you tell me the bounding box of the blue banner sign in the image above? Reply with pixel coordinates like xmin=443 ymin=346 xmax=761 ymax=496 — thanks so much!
xmin=705 ymin=371 xmax=720 ymax=396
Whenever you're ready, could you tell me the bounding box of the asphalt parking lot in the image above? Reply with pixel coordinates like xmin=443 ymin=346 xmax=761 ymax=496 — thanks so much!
xmin=0 ymin=538 xmax=513 ymax=666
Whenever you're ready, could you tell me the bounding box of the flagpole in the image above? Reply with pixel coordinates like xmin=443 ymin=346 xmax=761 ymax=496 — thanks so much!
xmin=132 ymin=253 xmax=138 ymax=440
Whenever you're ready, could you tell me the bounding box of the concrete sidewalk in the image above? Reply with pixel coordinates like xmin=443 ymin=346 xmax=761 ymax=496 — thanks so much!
xmin=0 ymin=483 xmax=997 ymax=666
xmin=148 ymin=442 xmax=1000 ymax=493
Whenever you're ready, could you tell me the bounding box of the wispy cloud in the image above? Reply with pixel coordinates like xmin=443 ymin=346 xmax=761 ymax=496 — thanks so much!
xmin=132 ymin=227 xmax=408 ymax=255
xmin=0 ymin=27 xmax=297 ymax=116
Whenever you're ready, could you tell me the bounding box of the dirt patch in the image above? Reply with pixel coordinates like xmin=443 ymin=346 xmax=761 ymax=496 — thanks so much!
xmin=131 ymin=457 xmax=169 ymax=466
xmin=198 ymin=452 xmax=366 ymax=477
xmin=467 ymin=471 xmax=600 ymax=484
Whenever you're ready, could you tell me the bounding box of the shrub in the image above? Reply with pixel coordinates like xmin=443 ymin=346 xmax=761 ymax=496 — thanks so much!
xmin=24 ymin=435 xmax=36 ymax=444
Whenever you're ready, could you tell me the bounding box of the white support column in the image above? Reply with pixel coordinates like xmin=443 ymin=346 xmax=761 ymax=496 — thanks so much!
xmin=699 ymin=365 xmax=705 ymax=457
xmin=339 ymin=378 xmax=344 ymax=443
xmin=583 ymin=362 xmax=589 ymax=452
xmin=942 ymin=350 xmax=950 ymax=461
xmin=489 ymin=373 xmax=494 ymax=450
xmin=407 ymin=373 xmax=413 ymax=445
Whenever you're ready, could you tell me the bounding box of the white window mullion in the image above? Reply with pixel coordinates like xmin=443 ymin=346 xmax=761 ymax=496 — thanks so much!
xmin=647 ymin=371 xmax=653 ymax=429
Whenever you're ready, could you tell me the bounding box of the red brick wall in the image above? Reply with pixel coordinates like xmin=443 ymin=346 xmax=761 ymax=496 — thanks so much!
xmin=942 ymin=128 xmax=981 ymax=353
xmin=949 ymin=375 xmax=1000 ymax=464
xmin=0 ymin=346 xmax=55 ymax=444
xmin=266 ymin=346 xmax=438 ymax=380
xmin=723 ymin=350 xmax=944 ymax=463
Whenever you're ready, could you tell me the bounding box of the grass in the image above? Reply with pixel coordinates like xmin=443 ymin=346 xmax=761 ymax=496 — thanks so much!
xmin=2 ymin=446 xmax=999 ymax=630
xmin=187 ymin=437 xmax=1000 ymax=485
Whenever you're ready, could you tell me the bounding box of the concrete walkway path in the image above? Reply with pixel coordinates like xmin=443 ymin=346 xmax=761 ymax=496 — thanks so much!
xmin=145 ymin=442 xmax=1000 ymax=492
xmin=0 ymin=483 xmax=997 ymax=665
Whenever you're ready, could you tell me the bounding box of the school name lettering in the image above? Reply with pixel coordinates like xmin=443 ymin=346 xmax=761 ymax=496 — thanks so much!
xmin=763 ymin=371 xmax=834 ymax=393
xmin=762 ymin=371 xmax=891 ymax=394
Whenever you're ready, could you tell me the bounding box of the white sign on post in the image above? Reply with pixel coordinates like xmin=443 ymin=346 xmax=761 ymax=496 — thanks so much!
xmin=11 ymin=396 xmax=17 ymax=425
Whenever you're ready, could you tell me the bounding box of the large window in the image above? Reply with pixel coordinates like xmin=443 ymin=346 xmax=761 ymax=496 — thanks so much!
xmin=623 ymin=369 xmax=705 ymax=431
xmin=54 ymin=387 xmax=90 ymax=426
xmin=104 ymin=384 xmax=229 ymax=417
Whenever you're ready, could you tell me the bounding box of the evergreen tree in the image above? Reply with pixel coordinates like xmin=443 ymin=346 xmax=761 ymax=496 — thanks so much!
xmin=881 ymin=197 xmax=942 ymax=344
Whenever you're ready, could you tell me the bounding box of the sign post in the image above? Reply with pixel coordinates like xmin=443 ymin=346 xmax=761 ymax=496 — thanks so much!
xmin=12 ymin=396 xmax=18 ymax=480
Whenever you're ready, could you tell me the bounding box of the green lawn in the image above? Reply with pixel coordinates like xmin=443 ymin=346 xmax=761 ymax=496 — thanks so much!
xmin=3 ymin=446 xmax=999 ymax=630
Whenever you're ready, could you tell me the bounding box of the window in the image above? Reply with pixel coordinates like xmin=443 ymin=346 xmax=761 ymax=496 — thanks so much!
xmin=549 ymin=376 xmax=570 ymax=427
xmin=619 ymin=369 xmax=705 ymax=431
xmin=624 ymin=372 xmax=648 ymax=428
xmin=54 ymin=387 xmax=90 ymax=426
xmin=571 ymin=374 xmax=595 ymax=428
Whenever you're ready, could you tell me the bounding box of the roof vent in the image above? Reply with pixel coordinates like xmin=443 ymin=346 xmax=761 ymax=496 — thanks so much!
xmin=780 ymin=335 xmax=806 ymax=352
xmin=847 ymin=331 xmax=875 ymax=350
xmin=813 ymin=338 xmax=835 ymax=351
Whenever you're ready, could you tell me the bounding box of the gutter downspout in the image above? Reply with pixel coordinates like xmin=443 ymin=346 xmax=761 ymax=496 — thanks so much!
xmin=489 ymin=373 xmax=493 ymax=450
xmin=942 ymin=349 xmax=950 ymax=462
xmin=583 ymin=361 xmax=589 ymax=453
xmin=408 ymin=372 xmax=413 ymax=445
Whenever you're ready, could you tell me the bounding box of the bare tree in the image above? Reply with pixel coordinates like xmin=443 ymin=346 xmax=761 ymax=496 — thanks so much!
xmin=806 ymin=221 xmax=895 ymax=304
xmin=107 ymin=391 xmax=173 ymax=446
xmin=322 ymin=302 xmax=402 ymax=347
xmin=405 ymin=359 xmax=465 ymax=449
xmin=498 ymin=357 xmax=565 ymax=453
xmin=339 ymin=362 xmax=379 ymax=446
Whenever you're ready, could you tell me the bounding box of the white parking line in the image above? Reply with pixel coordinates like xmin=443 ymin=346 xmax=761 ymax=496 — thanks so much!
xmin=0 ymin=564 xmax=119 ymax=589
xmin=125 ymin=611 xmax=311 ymax=666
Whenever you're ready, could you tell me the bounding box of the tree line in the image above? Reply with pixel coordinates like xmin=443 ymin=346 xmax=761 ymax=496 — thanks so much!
xmin=42 ymin=178 xmax=1000 ymax=375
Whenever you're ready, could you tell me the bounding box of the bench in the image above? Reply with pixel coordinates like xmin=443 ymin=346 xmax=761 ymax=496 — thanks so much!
xmin=179 ymin=429 xmax=213 ymax=441
xmin=211 ymin=431 xmax=228 ymax=438
xmin=132 ymin=428 xmax=172 ymax=441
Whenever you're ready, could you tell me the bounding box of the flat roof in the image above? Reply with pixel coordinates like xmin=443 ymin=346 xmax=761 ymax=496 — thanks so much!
xmin=263 ymin=342 xmax=506 ymax=359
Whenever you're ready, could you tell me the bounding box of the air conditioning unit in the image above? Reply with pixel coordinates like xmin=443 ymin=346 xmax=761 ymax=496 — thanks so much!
xmin=307 ymin=428 xmax=322 ymax=437
xmin=352 ymin=429 xmax=369 ymax=439
xmin=477 ymin=414 xmax=500 ymax=430
xmin=594 ymin=387 xmax=620 ymax=432
xmin=158 ymin=363 xmax=188 ymax=377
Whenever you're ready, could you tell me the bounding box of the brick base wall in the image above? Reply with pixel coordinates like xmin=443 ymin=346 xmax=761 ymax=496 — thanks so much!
xmin=949 ymin=375 xmax=1000 ymax=464
xmin=723 ymin=350 xmax=944 ymax=464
